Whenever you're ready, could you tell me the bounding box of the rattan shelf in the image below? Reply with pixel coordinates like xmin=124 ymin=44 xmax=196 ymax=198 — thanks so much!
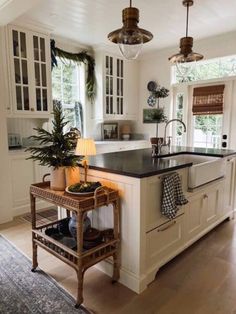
xmin=30 ymin=181 xmax=120 ymax=307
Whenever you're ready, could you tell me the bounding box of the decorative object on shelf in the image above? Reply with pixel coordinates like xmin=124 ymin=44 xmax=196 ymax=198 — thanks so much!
xmin=66 ymin=181 xmax=102 ymax=195
xmin=26 ymin=101 xmax=81 ymax=191
xmin=68 ymin=213 xmax=91 ymax=240
xmin=107 ymin=0 xmax=153 ymax=60
xmin=147 ymin=81 xmax=157 ymax=92
xmin=75 ymin=138 xmax=96 ymax=184
xmin=120 ymin=124 xmax=131 ymax=140
xmin=102 ymin=122 xmax=119 ymax=140
xmin=168 ymin=0 xmax=203 ymax=78
xmin=147 ymin=95 xmax=157 ymax=107
xmin=51 ymin=39 xmax=96 ymax=102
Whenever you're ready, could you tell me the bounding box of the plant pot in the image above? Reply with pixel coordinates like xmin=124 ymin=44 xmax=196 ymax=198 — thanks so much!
xmin=50 ymin=167 xmax=66 ymax=191
xmin=65 ymin=167 xmax=80 ymax=186
xmin=150 ymin=137 xmax=163 ymax=145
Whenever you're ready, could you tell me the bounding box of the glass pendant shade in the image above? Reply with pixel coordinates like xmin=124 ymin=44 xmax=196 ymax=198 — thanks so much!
xmin=169 ymin=0 xmax=204 ymax=73
xmin=118 ymin=28 xmax=143 ymax=60
xmin=108 ymin=2 xmax=153 ymax=60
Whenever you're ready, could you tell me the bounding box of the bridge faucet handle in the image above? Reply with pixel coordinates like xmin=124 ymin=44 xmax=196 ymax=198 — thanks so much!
xmin=167 ymin=136 xmax=172 ymax=146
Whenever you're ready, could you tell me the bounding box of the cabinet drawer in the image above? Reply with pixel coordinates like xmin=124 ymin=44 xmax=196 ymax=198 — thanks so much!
xmin=146 ymin=214 xmax=185 ymax=268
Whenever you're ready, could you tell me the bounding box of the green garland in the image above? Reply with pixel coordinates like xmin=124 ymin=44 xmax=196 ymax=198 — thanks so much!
xmin=51 ymin=40 xmax=96 ymax=102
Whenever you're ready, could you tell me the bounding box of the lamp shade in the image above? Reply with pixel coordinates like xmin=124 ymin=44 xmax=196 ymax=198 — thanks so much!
xmin=75 ymin=138 xmax=96 ymax=156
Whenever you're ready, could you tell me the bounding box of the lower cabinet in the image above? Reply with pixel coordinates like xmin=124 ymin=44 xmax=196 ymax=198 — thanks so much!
xmin=10 ymin=152 xmax=50 ymax=216
xmin=146 ymin=214 xmax=185 ymax=268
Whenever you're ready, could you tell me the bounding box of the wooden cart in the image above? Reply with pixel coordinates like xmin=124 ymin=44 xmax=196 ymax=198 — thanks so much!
xmin=30 ymin=181 xmax=120 ymax=307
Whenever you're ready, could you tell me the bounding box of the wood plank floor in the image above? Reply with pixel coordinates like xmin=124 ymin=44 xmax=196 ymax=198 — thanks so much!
xmin=1 ymin=218 xmax=236 ymax=314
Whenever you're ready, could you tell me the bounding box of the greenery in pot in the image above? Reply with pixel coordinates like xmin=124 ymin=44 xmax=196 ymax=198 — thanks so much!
xmin=26 ymin=102 xmax=80 ymax=169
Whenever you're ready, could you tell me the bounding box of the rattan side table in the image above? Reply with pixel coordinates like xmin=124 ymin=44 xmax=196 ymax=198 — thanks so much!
xmin=30 ymin=181 xmax=120 ymax=307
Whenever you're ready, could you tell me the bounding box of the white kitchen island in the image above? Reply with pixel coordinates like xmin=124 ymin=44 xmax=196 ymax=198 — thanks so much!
xmin=83 ymin=147 xmax=236 ymax=294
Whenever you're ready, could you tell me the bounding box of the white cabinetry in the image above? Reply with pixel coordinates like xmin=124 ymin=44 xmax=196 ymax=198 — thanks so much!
xmin=9 ymin=152 xmax=50 ymax=216
xmin=7 ymin=25 xmax=51 ymax=117
xmin=94 ymin=51 xmax=137 ymax=121
xmin=223 ymin=157 xmax=236 ymax=215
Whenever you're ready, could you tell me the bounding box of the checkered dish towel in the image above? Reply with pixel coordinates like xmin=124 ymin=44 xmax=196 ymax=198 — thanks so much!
xmin=161 ymin=172 xmax=188 ymax=219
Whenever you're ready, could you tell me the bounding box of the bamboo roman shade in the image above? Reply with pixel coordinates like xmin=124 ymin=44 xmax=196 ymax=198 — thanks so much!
xmin=192 ymin=84 xmax=225 ymax=115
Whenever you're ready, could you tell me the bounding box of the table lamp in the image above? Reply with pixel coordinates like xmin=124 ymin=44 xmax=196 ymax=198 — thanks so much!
xmin=75 ymin=138 xmax=96 ymax=184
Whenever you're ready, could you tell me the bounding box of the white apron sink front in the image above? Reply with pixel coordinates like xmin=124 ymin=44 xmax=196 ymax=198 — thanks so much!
xmin=161 ymin=154 xmax=226 ymax=189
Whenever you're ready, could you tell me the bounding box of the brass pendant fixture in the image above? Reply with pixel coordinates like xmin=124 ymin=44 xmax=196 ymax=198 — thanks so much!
xmin=108 ymin=0 xmax=153 ymax=60
xmin=169 ymin=0 xmax=203 ymax=64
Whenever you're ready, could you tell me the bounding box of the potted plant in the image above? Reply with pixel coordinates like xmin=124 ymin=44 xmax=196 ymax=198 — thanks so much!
xmin=26 ymin=102 xmax=81 ymax=190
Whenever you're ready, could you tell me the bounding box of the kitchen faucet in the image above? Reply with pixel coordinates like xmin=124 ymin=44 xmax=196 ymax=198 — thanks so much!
xmin=163 ymin=119 xmax=187 ymax=147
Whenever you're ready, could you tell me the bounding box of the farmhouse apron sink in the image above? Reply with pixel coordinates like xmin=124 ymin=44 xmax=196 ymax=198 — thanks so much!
xmin=161 ymin=154 xmax=226 ymax=189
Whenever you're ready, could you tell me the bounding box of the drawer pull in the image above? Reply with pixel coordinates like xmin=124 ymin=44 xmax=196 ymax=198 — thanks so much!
xmin=158 ymin=220 xmax=176 ymax=232
xmin=203 ymin=194 xmax=208 ymax=199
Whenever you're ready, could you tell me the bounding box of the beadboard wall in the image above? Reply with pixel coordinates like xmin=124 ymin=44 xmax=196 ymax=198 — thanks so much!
xmin=7 ymin=118 xmax=49 ymax=139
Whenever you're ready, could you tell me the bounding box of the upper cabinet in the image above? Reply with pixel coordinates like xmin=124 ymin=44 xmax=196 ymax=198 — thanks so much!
xmin=7 ymin=25 xmax=52 ymax=117
xmin=94 ymin=51 xmax=138 ymax=121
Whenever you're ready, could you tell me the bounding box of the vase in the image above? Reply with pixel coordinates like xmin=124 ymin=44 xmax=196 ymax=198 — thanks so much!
xmin=65 ymin=167 xmax=80 ymax=187
xmin=68 ymin=213 xmax=91 ymax=240
xmin=50 ymin=167 xmax=66 ymax=191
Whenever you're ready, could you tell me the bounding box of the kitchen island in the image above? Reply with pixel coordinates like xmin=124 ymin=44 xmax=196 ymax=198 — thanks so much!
xmin=83 ymin=147 xmax=236 ymax=294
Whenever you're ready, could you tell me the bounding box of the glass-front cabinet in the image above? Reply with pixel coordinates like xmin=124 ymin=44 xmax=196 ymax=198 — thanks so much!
xmin=8 ymin=26 xmax=51 ymax=116
xmin=105 ymin=55 xmax=124 ymax=117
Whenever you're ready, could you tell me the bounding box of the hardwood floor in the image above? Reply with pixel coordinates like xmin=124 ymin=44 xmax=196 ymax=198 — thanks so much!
xmin=1 ymin=218 xmax=236 ymax=314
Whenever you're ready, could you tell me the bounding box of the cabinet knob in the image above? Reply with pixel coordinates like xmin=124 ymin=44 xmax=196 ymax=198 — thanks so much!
xmin=203 ymin=194 xmax=208 ymax=199
xmin=30 ymin=108 xmax=35 ymax=112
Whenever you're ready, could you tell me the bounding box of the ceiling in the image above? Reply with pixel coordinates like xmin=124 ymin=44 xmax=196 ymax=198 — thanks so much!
xmin=15 ymin=0 xmax=236 ymax=53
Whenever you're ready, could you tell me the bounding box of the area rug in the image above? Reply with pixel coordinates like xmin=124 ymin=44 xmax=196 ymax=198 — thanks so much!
xmin=0 ymin=235 xmax=90 ymax=314
xmin=21 ymin=207 xmax=58 ymax=225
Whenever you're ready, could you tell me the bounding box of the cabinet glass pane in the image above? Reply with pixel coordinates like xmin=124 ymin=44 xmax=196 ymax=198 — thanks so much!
xmin=36 ymin=88 xmax=41 ymax=111
xmin=109 ymin=77 xmax=113 ymax=94
xmin=22 ymin=60 xmax=28 ymax=84
xmin=110 ymin=97 xmax=113 ymax=113
xmin=106 ymin=56 xmax=109 ymax=75
xmin=20 ymin=32 xmax=27 ymax=58
xmin=16 ymin=86 xmax=22 ymax=110
xmin=42 ymin=89 xmax=48 ymax=111
xmin=12 ymin=30 xmax=19 ymax=57
xmin=117 ymin=78 xmax=120 ymax=96
xmin=117 ymin=59 xmax=120 ymax=77
xmin=23 ymin=87 xmax=29 ymax=110
xmin=33 ymin=36 xmax=39 ymax=61
xmin=117 ymin=97 xmax=120 ymax=114
xmin=40 ymin=38 xmax=46 ymax=62
xmin=35 ymin=63 xmax=40 ymax=86
xmin=14 ymin=59 xmax=21 ymax=83
xmin=106 ymin=76 xmax=109 ymax=94
xmin=41 ymin=64 xmax=46 ymax=87
xmin=106 ymin=96 xmax=109 ymax=114
xmin=110 ymin=57 xmax=113 ymax=75
xmin=121 ymin=60 xmax=124 ymax=77
xmin=121 ymin=79 xmax=123 ymax=96
xmin=121 ymin=98 xmax=123 ymax=114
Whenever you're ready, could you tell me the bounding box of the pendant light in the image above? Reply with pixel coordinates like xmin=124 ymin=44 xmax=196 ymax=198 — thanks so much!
xmin=169 ymin=0 xmax=203 ymax=74
xmin=108 ymin=0 xmax=153 ymax=60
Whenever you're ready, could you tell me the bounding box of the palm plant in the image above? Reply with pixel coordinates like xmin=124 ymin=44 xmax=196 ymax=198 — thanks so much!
xmin=26 ymin=102 xmax=80 ymax=169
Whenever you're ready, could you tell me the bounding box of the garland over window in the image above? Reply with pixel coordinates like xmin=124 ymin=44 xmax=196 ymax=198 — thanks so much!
xmin=51 ymin=40 xmax=96 ymax=102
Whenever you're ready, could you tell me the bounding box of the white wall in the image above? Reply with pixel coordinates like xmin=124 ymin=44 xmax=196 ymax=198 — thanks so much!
xmin=135 ymin=31 xmax=236 ymax=145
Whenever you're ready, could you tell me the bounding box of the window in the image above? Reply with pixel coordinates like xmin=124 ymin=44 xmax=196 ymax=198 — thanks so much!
xmin=172 ymin=54 xmax=236 ymax=84
xmin=175 ymin=93 xmax=185 ymax=146
xmin=52 ymin=58 xmax=83 ymax=134
xmin=193 ymin=115 xmax=223 ymax=148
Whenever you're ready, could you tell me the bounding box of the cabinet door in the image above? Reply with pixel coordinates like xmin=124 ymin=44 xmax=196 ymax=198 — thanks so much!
xmin=205 ymin=182 xmax=223 ymax=226
xmin=186 ymin=192 xmax=206 ymax=241
xmin=104 ymin=55 xmax=124 ymax=118
xmin=9 ymin=27 xmax=31 ymax=113
xmin=223 ymin=158 xmax=236 ymax=215
xmin=146 ymin=214 xmax=185 ymax=268
xmin=32 ymin=33 xmax=51 ymax=114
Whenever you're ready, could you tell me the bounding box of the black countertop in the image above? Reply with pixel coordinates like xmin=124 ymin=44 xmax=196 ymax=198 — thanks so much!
xmin=88 ymin=146 xmax=236 ymax=179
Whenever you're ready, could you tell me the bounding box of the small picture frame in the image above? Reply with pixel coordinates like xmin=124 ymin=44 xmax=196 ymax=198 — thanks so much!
xmin=102 ymin=122 xmax=119 ymax=140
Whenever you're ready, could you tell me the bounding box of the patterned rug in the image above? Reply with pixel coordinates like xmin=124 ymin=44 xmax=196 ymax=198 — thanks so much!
xmin=0 ymin=235 xmax=90 ymax=314
xmin=21 ymin=207 xmax=58 ymax=225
